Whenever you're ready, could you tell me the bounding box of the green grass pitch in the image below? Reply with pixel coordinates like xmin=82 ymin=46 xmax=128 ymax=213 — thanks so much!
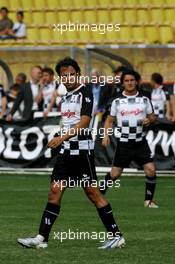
xmin=0 ymin=174 xmax=175 ymax=264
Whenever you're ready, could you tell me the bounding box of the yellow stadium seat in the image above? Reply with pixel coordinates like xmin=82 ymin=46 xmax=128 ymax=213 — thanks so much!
xmin=84 ymin=11 xmax=97 ymax=24
xmin=78 ymin=30 xmax=91 ymax=44
xmin=24 ymin=11 xmax=33 ymax=25
xmin=45 ymin=12 xmax=57 ymax=26
xmin=39 ymin=28 xmax=52 ymax=44
xmin=124 ymin=9 xmax=137 ymax=24
xmin=0 ymin=0 xmax=9 ymax=7
xmin=111 ymin=0 xmax=126 ymax=5
xmin=9 ymin=0 xmax=22 ymax=10
xmin=151 ymin=9 xmax=164 ymax=24
xmin=34 ymin=0 xmax=46 ymax=9
xmin=166 ymin=0 xmax=175 ymax=4
xmin=165 ymin=9 xmax=175 ymax=24
xmin=118 ymin=26 xmax=132 ymax=44
xmin=105 ymin=30 xmax=119 ymax=43
xmin=159 ymin=26 xmax=174 ymax=44
xmin=137 ymin=9 xmax=150 ymax=25
xmin=85 ymin=0 xmax=98 ymax=7
xmin=32 ymin=12 xmax=45 ymax=25
xmin=125 ymin=0 xmax=138 ymax=5
xmin=132 ymin=26 xmax=145 ymax=43
xmin=46 ymin=0 xmax=58 ymax=8
xmin=145 ymin=26 xmax=160 ymax=44
xmin=91 ymin=30 xmax=106 ymax=43
xmin=58 ymin=0 xmax=72 ymax=9
xmin=21 ymin=0 xmax=34 ymax=9
xmin=9 ymin=12 xmax=17 ymax=22
xmin=71 ymin=11 xmax=84 ymax=24
xmin=110 ymin=10 xmax=124 ymax=24
xmin=27 ymin=28 xmax=39 ymax=43
xmin=57 ymin=11 xmax=70 ymax=23
xmin=98 ymin=0 xmax=111 ymax=7
xmin=149 ymin=0 xmax=164 ymax=4
xmin=97 ymin=10 xmax=110 ymax=24
xmin=52 ymin=29 xmax=77 ymax=44
xmin=73 ymin=0 xmax=86 ymax=8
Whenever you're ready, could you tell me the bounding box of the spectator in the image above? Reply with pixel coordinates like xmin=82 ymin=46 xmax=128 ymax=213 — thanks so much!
xmin=112 ymin=65 xmax=129 ymax=96
xmin=6 ymin=83 xmax=22 ymax=119
xmin=169 ymin=83 xmax=175 ymax=122
xmin=0 ymin=7 xmax=13 ymax=39
xmin=7 ymin=11 xmax=26 ymax=39
xmin=15 ymin=72 xmax=27 ymax=85
xmin=37 ymin=67 xmax=56 ymax=114
xmin=43 ymin=83 xmax=67 ymax=117
xmin=0 ymin=84 xmax=7 ymax=118
xmin=6 ymin=65 xmax=42 ymax=121
xmin=150 ymin=73 xmax=171 ymax=121
xmin=86 ymin=69 xmax=112 ymax=114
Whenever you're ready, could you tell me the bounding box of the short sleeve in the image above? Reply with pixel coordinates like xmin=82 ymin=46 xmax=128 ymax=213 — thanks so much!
xmin=146 ymin=97 xmax=154 ymax=115
xmin=110 ymin=99 xmax=117 ymax=117
xmin=80 ymin=87 xmax=93 ymax=117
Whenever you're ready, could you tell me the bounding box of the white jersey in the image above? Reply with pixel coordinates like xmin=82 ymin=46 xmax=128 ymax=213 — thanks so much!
xmin=110 ymin=91 xmax=153 ymax=142
xmin=151 ymin=86 xmax=167 ymax=118
xmin=42 ymin=82 xmax=56 ymax=110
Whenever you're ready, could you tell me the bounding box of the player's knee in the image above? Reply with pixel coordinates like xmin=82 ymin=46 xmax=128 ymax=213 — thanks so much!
xmin=86 ymin=189 xmax=107 ymax=207
xmin=145 ymin=167 xmax=156 ymax=177
xmin=110 ymin=171 xmax=121 ymax=179
xmin=48 ymin=186 xmax=59 ymax=203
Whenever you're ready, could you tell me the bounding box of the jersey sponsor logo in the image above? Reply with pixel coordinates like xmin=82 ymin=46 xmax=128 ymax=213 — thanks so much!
xmin=85 ymin=97 xmax=91 ymax=103
xmin=120 ymin=109 xmax=144 ymax=116
xmin=62 ymin=110 xmax=76 ymax=118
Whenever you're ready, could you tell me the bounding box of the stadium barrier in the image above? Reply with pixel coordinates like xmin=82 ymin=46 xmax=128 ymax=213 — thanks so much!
xmin=0 ymin=113 xmax=175 ymax=170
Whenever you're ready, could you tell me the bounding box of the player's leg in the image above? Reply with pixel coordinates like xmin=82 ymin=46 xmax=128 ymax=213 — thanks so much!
xmin=17 ymin=181 xmax=66 ymax=248
xmin=84 ymin=186 xmax=125 ymax=249
xmin=38 ymin=180 xmax=66 ymax=242
xmin=134 ymin=139 xmax=158 ymax=208
xmin=100 ymin=142 xmax=130 ymax=194
xmin=100 ymin=166 xmax=123 ymax=194
xmin=17 ymin=154 xmax=68 ymax=248
xmin=143 ymin=162 xmax=158 ymax=208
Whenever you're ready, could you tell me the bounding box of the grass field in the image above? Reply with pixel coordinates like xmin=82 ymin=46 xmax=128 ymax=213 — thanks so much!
xmin=0 ymin=174 xmax=175 ymax=264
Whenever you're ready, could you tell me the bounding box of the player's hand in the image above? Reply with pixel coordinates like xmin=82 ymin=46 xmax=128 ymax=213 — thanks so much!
xmin=102 ymin=136 xmax=110 ymax=147
xmin=143 ymin=118 xmax=150 ymax=126
xmin=6 ymin=114 xmax=13 ymax=122
xmin=47 ymin=136 xmax=63 ymax=148
xmin=43 ymin=110 xmax=49 ymax=118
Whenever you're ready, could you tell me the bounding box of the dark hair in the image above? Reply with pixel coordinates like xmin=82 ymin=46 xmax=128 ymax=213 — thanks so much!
xmin=10 ymin=83 xmax=20 ymax=92
xmin=55 ymin=57 xmax=81 ymax=75
xmin=151 ymin=73 xmax=163 ymax=85
xmin=113 ymin=65 xmax=129 ymax=74
xmin=16 ymin=72 xmax=27 ymax=82
xmin=17 ymin=11 xmax=24 ymax=17
xmin=0 ymin=7 xmax=8 ymax=13
xmin=42 ymin=67 xmax=54 ymax=76
xmin=120 ymin=69 xmax=139 ymax=84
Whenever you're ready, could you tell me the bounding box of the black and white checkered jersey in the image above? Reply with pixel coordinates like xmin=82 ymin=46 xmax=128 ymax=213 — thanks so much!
xmin=151 ymin=86 xmax=169 ymax=118
xmin=60 ymin=84 xmax=94 ymax=155
xmin=110 ymin=91 xmax=153 ymax=142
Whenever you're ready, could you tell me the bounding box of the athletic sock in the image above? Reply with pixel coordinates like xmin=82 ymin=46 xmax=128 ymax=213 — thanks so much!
xmin=145 ymin=175 xmax=157 ymax=201
xmin=97 ymin=203 xmax=122 ymax=237
xmin=99 ymin=172 xmax=112 ymax=194
xmin=39 ymin=202 xmax=60 ymax=242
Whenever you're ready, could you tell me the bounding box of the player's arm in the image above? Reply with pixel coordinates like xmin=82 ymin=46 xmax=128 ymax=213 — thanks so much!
xmin=0 ymin=95 xmax=7 ymax=118
xmin=102 ymin=115 xmax=115 ymax=147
